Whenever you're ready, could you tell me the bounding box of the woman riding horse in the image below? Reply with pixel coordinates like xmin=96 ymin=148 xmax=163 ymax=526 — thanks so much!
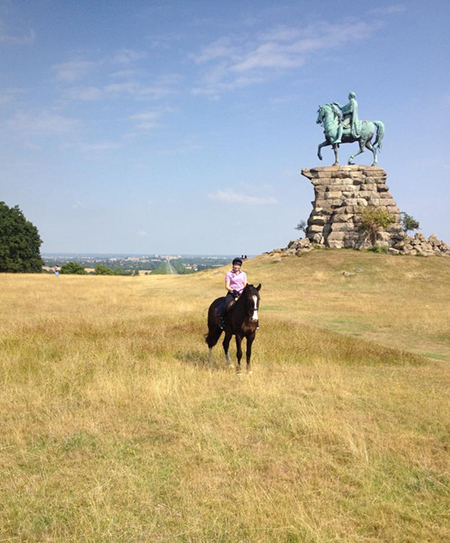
xmin=206 ymin=258 xmax=261 ymax=374
xmin=218 ymin=257 xmax=247 ymax=329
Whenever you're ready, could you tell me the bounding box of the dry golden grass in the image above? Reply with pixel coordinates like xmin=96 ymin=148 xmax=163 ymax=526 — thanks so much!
xmin=1 ymin=251 xmax=450 ymax=542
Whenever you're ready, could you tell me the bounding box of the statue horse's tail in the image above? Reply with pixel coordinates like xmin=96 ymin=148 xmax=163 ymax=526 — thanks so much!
xmin=373 ymin=121 xmax=385 ymax=151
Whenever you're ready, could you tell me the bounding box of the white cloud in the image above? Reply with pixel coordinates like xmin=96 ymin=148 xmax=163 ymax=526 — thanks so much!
xmin=129 ymin=111 xmax=162 ymax=130
xmin=110 ymin=69 xmax=141 ymax=79
xmin=6 ymin=111 xmax=80 ymax=136
xmin=64 ymin=75 xmax=180 ymax=103
xmin=208 ymin=189 xmax=278 ymax=206
xmin=104 ymin=79 xmax=178 ymax=100
xmin=112 ymin=48 xmax=147 ymax=64
xmin=65 ymin=86 xmax=103 ymax=101
xmin=231 ymin=22 xmax=375 ymax=73
xmin=53 ymin=60 xmax=100 ymax=82
xmin=0 ymin=20 xmax=35 ymax=44
xmin=192 ymin=20 xmax=379 ymax=97
xmin=80 ymin=142 xmax=122 ymax=152
xmin=0 ymin=87 xmax=24 ymax=105
xmin=370 ymin=5 xmax=406 ymax=15
xmin=193 ymin=37 xmax=240 ymax=64
xmin=260 ymin=26 xmax=301 ymax=42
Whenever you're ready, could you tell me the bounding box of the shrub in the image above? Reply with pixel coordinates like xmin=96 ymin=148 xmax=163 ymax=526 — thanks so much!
xmin=358 ymin=206 xmax=395 ymax=245
xmin=367 ymin=246 xmax=388 ymax=254
xmin=295 ymin=219 xmax=307 ymax=234
xmin=60 ymin=262 xmax=88 ymax=275
xmin=401 ymin=212 xmax=420 ymax=234
xmin=94 ymin=264 xmax=114 ymax=275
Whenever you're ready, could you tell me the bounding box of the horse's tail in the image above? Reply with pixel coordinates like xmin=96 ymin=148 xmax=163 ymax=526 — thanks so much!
xmin=205 ymin=298 xmax=224 ymax=348
xmin=373 ymin=121 xmax=385 ymax=151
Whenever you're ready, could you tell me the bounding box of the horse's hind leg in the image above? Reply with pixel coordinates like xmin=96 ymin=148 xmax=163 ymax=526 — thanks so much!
xmin=222 ymin=332 xmax=233 ymax=367
xmin=348 ymin=141 xmax=365 ymax=165
xmin=365 ymin=141 xmax=377 ymax=166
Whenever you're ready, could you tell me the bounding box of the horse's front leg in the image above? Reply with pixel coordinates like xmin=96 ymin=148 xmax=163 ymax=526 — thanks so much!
xmin=332 ymin=144 xmax=339 ymax=166
xmin=222 ymin=332 xmax=233 ymax=366
xmin=348 ymin=140 xmax=365 ymax=165
xmin=317 ymin=140 xmax=330 ymax=161
xmin=235 ymin=335 xmax=243 ymax=374
xmin=246 ymin=333 xmax=255 ymax=374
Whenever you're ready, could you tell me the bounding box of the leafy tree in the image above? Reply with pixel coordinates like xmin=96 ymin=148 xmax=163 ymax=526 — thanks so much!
xmin=94 ymin=264 xmax=114 ymax=275
xmin=401 ymin=212 xmax=420 ymax=234
xmin=295 ymin=219 xmax=307 ymax=234
xmin=60 ymin=262 xmax=88 ymax=275
xmin=358 ymin=206 xmax=395 ymax=245
xmin=113 ymin=266 xmax=133 ymax=276
xmin=0 ymin=201 xmax=44 ymax=273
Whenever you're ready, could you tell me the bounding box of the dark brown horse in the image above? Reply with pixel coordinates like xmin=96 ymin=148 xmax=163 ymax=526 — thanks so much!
xmin=205 ymin=284 xmax=261 ymax=374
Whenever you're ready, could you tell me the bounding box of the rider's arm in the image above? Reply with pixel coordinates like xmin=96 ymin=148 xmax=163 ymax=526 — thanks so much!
xmin=225 ymin=279 xmax=234 ymax=293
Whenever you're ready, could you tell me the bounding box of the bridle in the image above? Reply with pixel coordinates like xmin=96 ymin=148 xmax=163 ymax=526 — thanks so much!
xmin=244 ymin=288 xmax=260 ymax=321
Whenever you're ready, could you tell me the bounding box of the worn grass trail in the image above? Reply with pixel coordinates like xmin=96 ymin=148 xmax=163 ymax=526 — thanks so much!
xmin=1 ymin=252 xmax=449 ymax=542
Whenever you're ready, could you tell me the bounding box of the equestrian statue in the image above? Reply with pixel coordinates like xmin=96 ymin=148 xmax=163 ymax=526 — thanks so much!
xmin=316 ymin=92 xmax=385 ymax=166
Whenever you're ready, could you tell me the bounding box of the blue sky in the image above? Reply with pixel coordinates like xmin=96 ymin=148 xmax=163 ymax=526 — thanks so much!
xmin=1 ymin=0 xmax=449 ymax=254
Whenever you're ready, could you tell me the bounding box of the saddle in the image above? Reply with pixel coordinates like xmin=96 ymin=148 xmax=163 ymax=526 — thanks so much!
xmin=214 ymin=294 xmax=239 ymax=317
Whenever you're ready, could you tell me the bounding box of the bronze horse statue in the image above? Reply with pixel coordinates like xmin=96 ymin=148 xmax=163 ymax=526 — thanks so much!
xmin=206 ymin=284 xmax=261 ymax=374
xmin=316 ymin=103 xmax=385 ymax=166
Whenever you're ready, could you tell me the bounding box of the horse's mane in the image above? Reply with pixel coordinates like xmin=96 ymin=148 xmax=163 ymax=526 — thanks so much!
xmin=323 ymin=103 xmax=341 ymax=118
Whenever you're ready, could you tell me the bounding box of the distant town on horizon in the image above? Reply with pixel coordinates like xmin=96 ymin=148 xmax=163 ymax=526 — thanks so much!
xmin=42 ymin=253 xmax=252 ymax=276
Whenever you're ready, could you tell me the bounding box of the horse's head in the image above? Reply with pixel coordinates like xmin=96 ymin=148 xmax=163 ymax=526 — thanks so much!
xmin=316 ymin=105 xmax=324 ymax=125
xmin=243 ymin=284 xmax=261 ymax=322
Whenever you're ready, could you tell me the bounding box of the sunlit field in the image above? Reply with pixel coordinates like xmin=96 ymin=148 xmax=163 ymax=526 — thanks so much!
xmin=1 ymin=251 xmax=450 ymax=542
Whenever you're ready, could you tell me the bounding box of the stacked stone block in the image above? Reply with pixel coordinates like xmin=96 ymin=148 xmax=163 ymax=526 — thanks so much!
xmin=301 ymin=166 xmax=402 ymax=249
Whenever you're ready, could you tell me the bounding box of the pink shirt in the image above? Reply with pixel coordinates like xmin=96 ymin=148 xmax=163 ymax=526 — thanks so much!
xmin=225 ymin=270 xmax=247 ymax=294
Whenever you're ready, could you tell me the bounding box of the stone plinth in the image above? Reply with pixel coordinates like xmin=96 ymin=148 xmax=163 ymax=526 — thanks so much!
xmin=302 ymin=165 xmax=402 ymax=249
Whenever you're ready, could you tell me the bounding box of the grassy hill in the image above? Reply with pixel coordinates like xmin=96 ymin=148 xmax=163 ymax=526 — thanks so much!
xmin=1 ymin=251 xmax=449 ymax=542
